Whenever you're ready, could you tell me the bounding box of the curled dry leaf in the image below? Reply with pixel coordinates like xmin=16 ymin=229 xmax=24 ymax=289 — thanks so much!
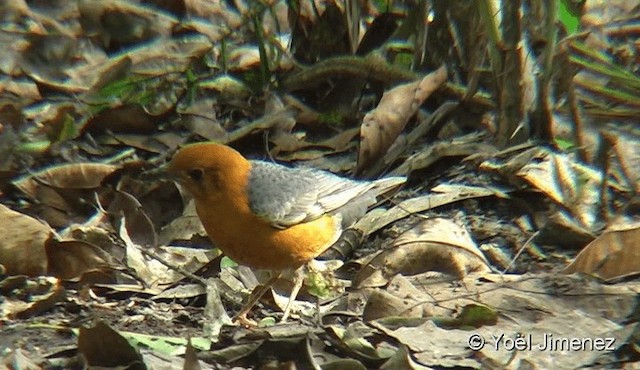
xmin=563 ymin=222 xmax=640 ymax=281
xmin=0 ymin=203 xmax=51 ymax=276
xmin=352 ymin=184 xmax=504 ymax=239
xmin=118 ymin=220 xmax=180 ymax=288
xmin=263 ymin=93 xmax=300 ymax=153
xmin=379 ymin=344 xmax=425 ymax=370
xmin=356 ymin=65 xmax=447 ymax=174
xmin=481 ymin=147 xmax=603 ymax=231
xmin=12 ymin=162 xmax=118 ymax=227
xmin=108 ymin=190 xmax=158 ymax=247
xmin=354 ymin=218 xmax=490 ymax=288
xmin=45 ymin=239 xmax=120 ymax=283
xmin=390 ymin=132 xmax=494 ymax=177
xmin=158 ymin=199 xmax=207 ymax=245
xmin=13 ymin=163 xmax=118 ymax=196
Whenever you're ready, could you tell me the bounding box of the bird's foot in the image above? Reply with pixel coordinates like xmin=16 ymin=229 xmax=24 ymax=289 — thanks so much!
xmin=233 ymin=311 xmax=258 ymax=327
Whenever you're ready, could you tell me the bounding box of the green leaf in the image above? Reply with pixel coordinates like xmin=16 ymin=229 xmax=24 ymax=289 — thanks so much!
xmin=55 ymin=113 xmax=78 ymax=142
xmin=220 ymin=256 xmax=238 ymax=269
xmin=258 ymin=317 xmax=277 ymax=327
xmin=554 ymin=137 xmax=575 ymax=151
xmin=18 ymin=140 xmax=51 ymax=153
xmin=122 ymin=332 xmax=211 ymax=355
xmin=558 ymin=0 xmax=580 ymax=35
xmin=433 ymin=304 xmax=498 ymax=329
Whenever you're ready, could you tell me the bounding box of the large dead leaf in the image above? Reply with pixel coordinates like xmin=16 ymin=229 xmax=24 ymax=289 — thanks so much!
xmin=12 ymin=162 xmax=118 ymax=226
xmin=356 ymin=65 xmax=447 ymax=174
xmin=352 ymin=184 xmax=507 ymax=239
xmin=389 ymin=132 xmax=495 ymax=176
xmin=108 ymin=190 xmax=158 ymax=247
xmin=354 ymin=218 xmax=490 ymax=288
xmin=481 ymin=146 xmax=604 ymax=230
xmin=78 ymin=320 xmax=144 ymax=369
xmin=14 ymin=163 xmax=117 ymax=193
xmin=83 ymin=105 xmax=159 ymax=134
xmin=45 ymin=239 xmax=121 ymax=283
xmin=563 ymin=221 xmax=640 ymax=281
xmin=78 ymin=0 xmax=177 ymax=49
xmin=0 ymin=203 xmax=51 ymax=276
xmin=158 ymin=200 xmax=207 ymax=245
xmin=362 ymin=288 xmax=425 ymax=322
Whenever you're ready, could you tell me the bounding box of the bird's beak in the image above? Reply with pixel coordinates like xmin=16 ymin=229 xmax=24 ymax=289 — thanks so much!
xmin=141 ymin=162 xmax=179 ymax=182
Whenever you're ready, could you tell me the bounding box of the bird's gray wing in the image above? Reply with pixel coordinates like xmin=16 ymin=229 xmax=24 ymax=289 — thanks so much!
xmin=247 ymin=161 xmax=377 ymax=228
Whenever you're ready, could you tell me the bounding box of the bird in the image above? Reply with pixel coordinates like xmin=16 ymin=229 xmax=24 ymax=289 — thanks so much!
xmin=166 ymin=142 xmax=405 ymax=325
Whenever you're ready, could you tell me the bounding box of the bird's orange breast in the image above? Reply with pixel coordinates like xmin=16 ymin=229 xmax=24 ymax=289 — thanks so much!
xmin=194 ymin=197 xmax=341 ymax=270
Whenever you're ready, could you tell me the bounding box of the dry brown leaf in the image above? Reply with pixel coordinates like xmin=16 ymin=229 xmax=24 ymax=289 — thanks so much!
xmin=364 ymin=275 xmax=435 ymax=322
xmin=78 ymin=320 xmax=143 ymax=368
xmin=0 ymin=203 xmax=51 ymax=276
xmin=354 ymin=218 xmax=490 ymax=288
xmin=356 ymin=65 xmax=447 ymax=174
xmin=13 ymin=163 xmax=118 ymax=197
xmin=0 ymin=77 xmax=41 ymax=101
xmin=352 ymin=184 xmax=505 ymax=238
xmin=582 ymin=0 xmax=640 ymax=27
xmin=380 ymin=345 xmax=425 ymax=370
xmin=563 ymin=222 xmax=640 ymax=281
xmin=264 ymin=93 xmax=303 ymax=153
xmin=226 ymin=109 xmax=297 ymax=143
xmin=178 ymin=99 xmax=228 ymax=142
xmin=45 ymin=239 xmax=119 ymax=282
xmin=98 ymin=133 xmax=179 ymax=153
xmin=324 ymin=322 xmax=393 ymax=362
xmin=318 ymin=128 xmax=360 ymax=151
xmin=83 ymin=105 xmax=158 ymax=134
xmin=481 ymin=146 xmax=603 ymax=230
xmin=389 ymin=133 xmax=495 ymax=176
xmin=362 ymin=289 xmax=424 ymax=321
xmin=78 ymin=0 xmax=176 ymax=47
xmin=227 ymin=46 xmax=262 ymax=71
xmin=158 ymin=200 xmax=207 ymax=245
xmin=602 ymin=126 xmax=640 ymax=194
xmin=12 ymin=163 xmax=118 ymax=227
xmin=184 ymin=337 xmax=203 ymax=370
xmin=108 ymin=190 xmax=158 ymax=247
xmin=119 ymin=220 xmax=178 ymax=287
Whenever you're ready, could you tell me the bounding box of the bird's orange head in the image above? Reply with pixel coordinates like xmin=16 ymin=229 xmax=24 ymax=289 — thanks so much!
xmin=167 ymin=142 xmax=251 ymax=203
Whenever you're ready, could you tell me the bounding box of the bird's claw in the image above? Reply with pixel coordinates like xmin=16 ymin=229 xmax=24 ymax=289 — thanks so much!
xmin=233 ymin=311 xmax=258 ymax=327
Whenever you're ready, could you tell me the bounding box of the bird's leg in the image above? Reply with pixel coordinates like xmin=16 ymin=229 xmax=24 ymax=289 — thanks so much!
xmin=233 ymin=270 xmax=282 ymax=326
xmin=280 ymin=265 xmax=305 ymax=323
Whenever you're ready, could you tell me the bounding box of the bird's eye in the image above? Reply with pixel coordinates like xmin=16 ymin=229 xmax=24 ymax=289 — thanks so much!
xmin=187 ymin=168 xmax=204 ymax=182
